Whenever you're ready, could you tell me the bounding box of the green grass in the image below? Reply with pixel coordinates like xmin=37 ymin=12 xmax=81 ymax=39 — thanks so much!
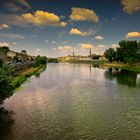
xmin=12 ymin=65 xmax=46 ymax=88
xmin=102 ymin=63 xmax=140 ymax=73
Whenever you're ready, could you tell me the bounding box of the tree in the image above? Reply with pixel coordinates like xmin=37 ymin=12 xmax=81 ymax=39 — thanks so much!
xmin=1 ymin=46 xmax=9 ymax=53
xmin=104 ymin=48 xmax=116 ymax=62
xmin=35 ymin=55 xmax=47 ymax=67
xmin=0 ymin=59 xmax=3 ymax=67
xmin=104 ymin=40 xmax=140 ymax=64
xmin=118 ymin=40 xmax=138 ymax=64
xmin=0 ymin=64 xmax=13 ymax=102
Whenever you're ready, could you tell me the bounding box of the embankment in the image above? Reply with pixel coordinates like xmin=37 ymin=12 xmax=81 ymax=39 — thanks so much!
xmin=12 ymin=65 xmax=46 ymax=88
xmin=102 ymin=63 xmax=140 ymax=73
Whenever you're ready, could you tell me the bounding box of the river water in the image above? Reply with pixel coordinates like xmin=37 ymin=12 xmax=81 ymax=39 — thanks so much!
xmin=0 ymin=63 xmax=140 ymax=140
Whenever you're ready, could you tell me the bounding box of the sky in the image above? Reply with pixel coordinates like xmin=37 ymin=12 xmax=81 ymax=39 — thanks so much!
xmin=0 ymin=0 xmax=140 ymax=57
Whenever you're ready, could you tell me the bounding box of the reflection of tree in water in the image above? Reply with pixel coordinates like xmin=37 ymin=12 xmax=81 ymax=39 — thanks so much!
xmin=0 ymin=106 xmax=14 ymax=139
xmin=35 ymin=65 xmax=47 ymax=78
xmin=105 ymin=68 xmax=138 ymax=87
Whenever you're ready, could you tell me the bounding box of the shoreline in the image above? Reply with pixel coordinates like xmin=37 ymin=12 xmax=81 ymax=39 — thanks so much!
xmin=12 ymin=65 xmax=46 ymax=88
xmin=101 ymin=63 xmax=140 ymax=73
xmin=59 ymin=60 xmax=140 ymax=73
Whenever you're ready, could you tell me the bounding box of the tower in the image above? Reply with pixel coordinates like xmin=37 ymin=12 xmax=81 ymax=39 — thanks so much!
xmin=89 ymin=48 xmax=91 ymax=57
xmin=73 ymin=51 xmax=74 ymax=57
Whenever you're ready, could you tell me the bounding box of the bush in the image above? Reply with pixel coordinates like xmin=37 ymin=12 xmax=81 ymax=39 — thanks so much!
xmin=0 ymin=64 xmax=13 ymax=102
xmin=34 ymin=55 xmax=47 ymax=67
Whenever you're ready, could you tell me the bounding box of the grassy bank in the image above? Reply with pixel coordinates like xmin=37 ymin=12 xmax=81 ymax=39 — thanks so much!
xmin=61 ymin=60 xmax=106 ymax=66
xmin=12 ymin=65 xmax=46 ymax=88
xmin=102 ymin=63 xmax=140 ymax=73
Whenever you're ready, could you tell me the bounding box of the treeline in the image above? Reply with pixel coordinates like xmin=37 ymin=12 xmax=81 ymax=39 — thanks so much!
xmin=104 ymin=40 xmax=140 ymax=64
xmin=34 ymin=55 xmax=47 ymax=67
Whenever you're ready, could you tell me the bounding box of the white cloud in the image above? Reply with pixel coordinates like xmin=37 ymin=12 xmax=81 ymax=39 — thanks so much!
xmin=92 ymin=44 xmax=107 ymax=55
xmin=0 ymin=10 xmax=67 ymax=28
xmin=0 ymin=24 xmax=9 ymax=29
xmin=69 ymin=28 xmax=92 ymax=36
xmin=35 ymin=48 xmax=41 ymax=52
xmin=0 ymin=42 xmax=10 ymax=47
xmin=52 ymin=41 xmax=56 ymax=44
xmin=58 ymin=45 xmax=73 ymax=51
xmin=22 ymin=10 xmax=67 ymax=27
xmin=121 ymin=0 xmax=140 ymax=14
xmin=44 ymin=40 xmax=48 ymax=43
xmin=111 ymin=44 xmax=119 ymax=49
xmin=95 ymin=35 xmax=104 ymax=40
xmin=13 ymin=42 xmax=17 ymax=45
xmin=70 ymin=7 xmax=99 ymax=23
xmin=126 ymin=31 xmax=140 ymax=38
xmin=80 ymin=43 xmax=94 ymax=49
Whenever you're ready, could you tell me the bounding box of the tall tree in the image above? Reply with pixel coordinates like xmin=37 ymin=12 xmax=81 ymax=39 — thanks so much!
xmin=104 ymin=48 xmax=116 ymax=62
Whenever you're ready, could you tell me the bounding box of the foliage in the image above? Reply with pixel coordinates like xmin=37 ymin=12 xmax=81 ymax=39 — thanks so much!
xmin=0 ymin=46 xmax=9 ymax=52
xmin=104 ymin=48 xmax=116 ymax=62
xmin=34 ymin=55 xmax=47 ymax=67
xmin=104 ymin=40 xmax=140 ymax=64
xmin=0 ymin=63 xmax=13 ymax=102
xmin=48 ymin=58 xmax=58 ymax=63
xmin=0 ymin=59 xmax=3 ymax=67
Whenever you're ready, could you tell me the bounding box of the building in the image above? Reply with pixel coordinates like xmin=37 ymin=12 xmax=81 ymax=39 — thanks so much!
xmin=0 ymin=46 xmax=35 ymax=64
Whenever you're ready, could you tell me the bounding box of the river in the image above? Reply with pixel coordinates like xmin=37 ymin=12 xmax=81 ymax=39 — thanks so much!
xmin=0 ymin=63 xmax=140 ymax=140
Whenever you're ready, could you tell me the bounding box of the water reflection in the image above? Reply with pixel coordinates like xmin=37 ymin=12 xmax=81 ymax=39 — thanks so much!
xmin=0 ymin=106 xmax=14 ymax=140
xmin=35 ymin=65 xmax=47 ymax=78
xmin=1 ymin=64 xmax=140 ymax=140
xmin=105 ymin=68 xmax=139 ymax=87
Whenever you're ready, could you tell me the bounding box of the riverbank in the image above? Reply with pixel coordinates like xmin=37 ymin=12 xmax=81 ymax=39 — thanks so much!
xmin=62 ymin=60 xmax=140 ymax=73
xmin=12 ymin=65 xmax=46 ymax=88
xmin=60 ymin=60 xmax=106 ymax=66
xmin=102 ymin=63 xmax=140 ymax=73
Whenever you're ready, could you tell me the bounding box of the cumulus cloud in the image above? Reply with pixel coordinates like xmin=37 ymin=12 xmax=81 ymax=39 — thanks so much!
xmin=80 ymin=44 xmax=94 ymax=49
xmin=0 ymin=24 xmax=9 ymax=29
xmin=44 ymin=40 xmax=48 ymax=43
xmin=95 ymin=35 xmax=104 ymax=40
xmin=121 ymin=0 xmax=140 ymax=14
xmin=22 ymin=10 xmax=67 ymax=27
xmin=0 ymin=42 xmax=10 ymax=47
xmin=58 ymin=45 xmax=73 ymax=51
xmin=13 ymin=42 xmax=17 ymax=45
xmin=52 ymin=41 xmax=56 ymax=44
xmin=93 ymin=44 xmax=106 ymax=55
xmin=126 ymin=31 xmax=140 ymax=38
xmin=69 ymin=28 xmax=91 ymax=36
xmin=111 ymin=44 xmax=119 ymax=49
xmin=70 ymin=7 xmax=99 ymax=23
xmin=0 ymin=10 xmax=67 ymax=27
xmin=0 ymin=33 xmax=24 ymax=39
xmin=35 ymin=48 xmax=41 ymax=52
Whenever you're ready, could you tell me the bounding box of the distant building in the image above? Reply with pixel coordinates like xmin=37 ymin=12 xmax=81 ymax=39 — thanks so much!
xmin=0 ymin=46 xmax=35 ymax=64
xmin=7 ymin=50 xmax=17 ymax=59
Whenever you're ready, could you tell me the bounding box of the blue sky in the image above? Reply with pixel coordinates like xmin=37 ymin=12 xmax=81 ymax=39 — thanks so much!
xmin=0 ymin=0 xmax=140 ymax=57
